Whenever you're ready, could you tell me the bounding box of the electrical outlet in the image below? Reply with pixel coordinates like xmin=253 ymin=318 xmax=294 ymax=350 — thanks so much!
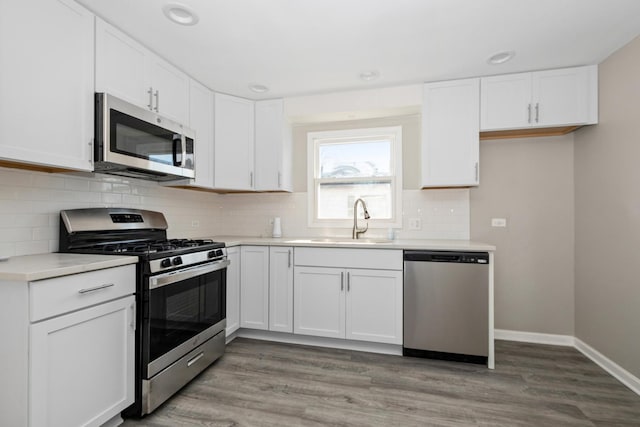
xmin=191 ymin=220 xmax=200 ymax=228
xmin=408 ymin=218 xmax=422 ymax=230
xmin=491 ymin=218 xmax=507 ymax=227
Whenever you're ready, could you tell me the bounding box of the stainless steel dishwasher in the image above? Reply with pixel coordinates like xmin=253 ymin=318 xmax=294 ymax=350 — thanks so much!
xmin=403 ymin=250 xmax=489 ymax=364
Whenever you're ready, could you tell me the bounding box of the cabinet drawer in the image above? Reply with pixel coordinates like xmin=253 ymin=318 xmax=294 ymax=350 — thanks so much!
xmin=294 ymin=248 xmax=402 ymax=270
xmin=30 ymin=265 xmax=136 ymax=322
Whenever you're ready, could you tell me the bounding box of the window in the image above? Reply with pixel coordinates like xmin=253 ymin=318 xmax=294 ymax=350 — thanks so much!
xmin=307 ymin=126 xmax=402 ymax=228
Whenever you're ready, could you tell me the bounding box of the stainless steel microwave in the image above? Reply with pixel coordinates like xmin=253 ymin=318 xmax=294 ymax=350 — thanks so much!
xmin=94 ymin=93 xmax=195 ymax=181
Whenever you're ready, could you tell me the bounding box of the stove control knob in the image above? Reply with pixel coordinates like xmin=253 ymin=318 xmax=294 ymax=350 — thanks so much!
xmin=160 ymin=258 xmax=172 ymax=268
xmin=215 ymin=249 xmax=224 ymax=257
xmin=207 ymin=251 xmax=216 ymax=259
xmin=172 ymin=256 xmax=183 ymax=266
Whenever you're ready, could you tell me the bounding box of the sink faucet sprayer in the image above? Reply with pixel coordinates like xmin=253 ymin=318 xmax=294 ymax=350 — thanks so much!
xmin=352 ymin=198 xmax=370 ymax=239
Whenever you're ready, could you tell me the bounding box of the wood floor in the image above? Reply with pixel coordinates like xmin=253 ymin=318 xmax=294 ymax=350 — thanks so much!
xmin=123 ymin=338 xmax=640 ymax=426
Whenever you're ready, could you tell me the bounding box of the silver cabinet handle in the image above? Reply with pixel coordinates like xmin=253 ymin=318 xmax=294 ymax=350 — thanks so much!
xmin=250 ymin=172 xmax=254 ymax=187
xmin=78 ymin=283 xmax=114 ymax=294
xmin=147 ymin=87 xmax=153 ymax=110
xmin=346 ymin=272 xmax=350 ymax=292
xmin=535 ymin=103 xmax=539 ymax=123
xmin=187 ymin=351 xmax=205 ymax=367
xmin=288 ymin=249 xmax=292 ymax=268
xmin=130 ymin=302 xmax=136 ymax=331
xmin=340 ymin=271 xmax=344 ymax=291
xmin=527 ymin=103 xmax=532 ymax=124
xmin=278 ymin=171 xmax=282 ymax=188
xmin=475 ymin=162 xmax=479 ymax=182
xmin=154 ymin=90 xmax=160 ymax=112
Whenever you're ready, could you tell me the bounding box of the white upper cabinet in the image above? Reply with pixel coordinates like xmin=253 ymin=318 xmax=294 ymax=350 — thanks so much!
xmin=95 ymin=18 xmax=189 ymax=125
xmin=214 ymin=93 xmax=255 ymax=191
xmin=254 ymin=99 xmax=293 ymax=192
xmin=421 ymin=78 xmax=480 ymax=188
xmin=0 ymin=0 xmax=94 ymax=171
xmin=480 ymin=65 xmax=598 ymax=131
xmin=187 ymin=79 xmax=214 ymax=188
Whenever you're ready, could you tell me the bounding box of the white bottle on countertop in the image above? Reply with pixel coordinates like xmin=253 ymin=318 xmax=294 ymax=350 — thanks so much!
xmin=272 ymin=217 xmax=282 ymax=238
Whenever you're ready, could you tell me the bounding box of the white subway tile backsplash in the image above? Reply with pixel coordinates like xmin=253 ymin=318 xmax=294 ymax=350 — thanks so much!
xmin=101 ymin=193 xmax=123 ymax=204
xmin=0 ymin=165 xmax=470 ymax=257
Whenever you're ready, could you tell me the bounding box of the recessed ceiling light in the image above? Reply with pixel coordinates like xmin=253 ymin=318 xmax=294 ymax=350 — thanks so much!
xmin=487 ymin=51 xmax=515 ymax=65
xmin=359 ymin=70 xmax=380 ymax=82
xmin=249 ymin=84 xmax=269 ymax=93
xmin=162 ymin=2 xmax=199 ymax=26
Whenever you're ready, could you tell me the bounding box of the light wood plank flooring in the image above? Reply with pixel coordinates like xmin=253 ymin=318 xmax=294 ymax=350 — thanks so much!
xmin=123 ymin=338 xmax=640 ymax=426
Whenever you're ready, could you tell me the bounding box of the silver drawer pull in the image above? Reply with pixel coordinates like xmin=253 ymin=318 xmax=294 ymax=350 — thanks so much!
xmin=187 ymin=352 xmax=205 ymax=367
xmin=78 ymin=283 xmax=114 ymax=294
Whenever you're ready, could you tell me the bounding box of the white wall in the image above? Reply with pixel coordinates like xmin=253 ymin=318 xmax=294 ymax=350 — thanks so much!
xmin=574 ymin=35 xmax=640 ymax=378
xmin=470 ymin=135 xmax=575 ymax=335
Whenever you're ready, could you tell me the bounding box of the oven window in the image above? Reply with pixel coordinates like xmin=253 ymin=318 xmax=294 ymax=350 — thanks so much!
xmin=110 ymin=109 xmax=180 ymax=166
xmin=148 ymin=270 xmax=225 ymax=362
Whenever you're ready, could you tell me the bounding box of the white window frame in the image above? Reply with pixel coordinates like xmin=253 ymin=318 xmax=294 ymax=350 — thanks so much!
xmin=307 ymin=126 xmax=403 ymax=229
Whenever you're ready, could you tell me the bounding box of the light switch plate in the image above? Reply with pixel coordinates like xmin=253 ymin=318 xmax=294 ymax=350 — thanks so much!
xmin=491 ymin=218 xmax=507 ymax=227
xmin=408 ymin=218 xmax=422 ymax=230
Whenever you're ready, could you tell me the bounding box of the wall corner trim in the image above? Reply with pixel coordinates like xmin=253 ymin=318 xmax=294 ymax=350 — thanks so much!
xmin=495 ymin=329 xmax=640 ymax=397
xmin=574 ymin=338 xmax=640 ymax=397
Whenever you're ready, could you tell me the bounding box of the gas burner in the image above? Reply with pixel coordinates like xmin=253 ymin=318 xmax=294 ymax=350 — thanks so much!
xmin=168 ymin=238 xmax=215 ymax=248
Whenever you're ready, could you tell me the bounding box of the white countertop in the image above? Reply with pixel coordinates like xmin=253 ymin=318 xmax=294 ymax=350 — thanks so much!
xmin=209 ymin=236 xmax=496 ymax=252
xmin=0 ymin=253 xmax=139 ymax=282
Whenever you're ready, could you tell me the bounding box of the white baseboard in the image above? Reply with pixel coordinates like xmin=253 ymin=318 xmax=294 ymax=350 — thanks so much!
xmin=494 ymin=329 xmax=575 ymax=346
xmin=496 ymin=328 xmax=640 ymax=397
xmin=574 ymin=338 xmax=640 ymax=396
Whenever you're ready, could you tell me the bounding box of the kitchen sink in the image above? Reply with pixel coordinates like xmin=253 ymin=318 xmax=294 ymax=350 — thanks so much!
xmin=285 ymin=238 xmax=393 ymax=245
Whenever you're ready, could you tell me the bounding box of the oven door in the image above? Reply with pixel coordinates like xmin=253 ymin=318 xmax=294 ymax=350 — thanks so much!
xmin=143 ymin=259 xmax=228 ymax=378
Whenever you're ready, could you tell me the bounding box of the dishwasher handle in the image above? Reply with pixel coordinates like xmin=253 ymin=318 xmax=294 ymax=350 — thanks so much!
xmin=403 ymin=250 xmax=489 ymax=264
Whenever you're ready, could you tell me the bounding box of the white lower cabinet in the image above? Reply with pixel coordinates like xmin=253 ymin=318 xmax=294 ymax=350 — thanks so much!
xmin=293 ymin=248 xmax=403 ymax=345
xmin=30 ymin=296 xmax=135 ymax=427
xmin=0 ymin=263 xmax=136 ymax=427
xmin=345 ymin=269 xmax=403 ymax=344
xmin=294 ymin=266 xmax=345 ymax=339
xmin=225 ymin=247 xmax=241 ymax=336
xmin=269 ymin=246 xmax=294 ymax=333
xmin=239 ymin=246 xmax=294 ymax=333
xmin=240 ymin=246 xmax=269 ymax=330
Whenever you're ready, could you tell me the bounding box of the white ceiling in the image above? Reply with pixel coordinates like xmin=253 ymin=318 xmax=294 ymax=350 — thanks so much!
xmin=77 ymin=0 xmax=640 ymax=100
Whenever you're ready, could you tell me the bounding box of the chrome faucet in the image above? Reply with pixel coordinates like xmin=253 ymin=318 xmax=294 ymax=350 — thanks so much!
xmin=352 ymin=198 xmax=370 ymax=239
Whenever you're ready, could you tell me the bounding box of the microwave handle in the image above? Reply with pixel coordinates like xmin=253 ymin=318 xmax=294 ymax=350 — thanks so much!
xmin=172 ymin=135 xmax=183 ymax=166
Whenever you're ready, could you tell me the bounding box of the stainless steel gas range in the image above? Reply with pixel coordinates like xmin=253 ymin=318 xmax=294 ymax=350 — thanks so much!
xmin=59 ymin=208 xmax=228 ymax=417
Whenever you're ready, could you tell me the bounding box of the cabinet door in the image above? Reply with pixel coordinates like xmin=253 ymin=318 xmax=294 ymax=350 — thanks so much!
xmin=421 ymin=78 xmax=480 ymax=187
xmin=240 ymin=246 xmax=269 ymax=330
xmin=188 ymin=79 xmax=214 ymax=188
xmin=532 ymin=66 xmax=593 ymax=127
xmin=214 ymin=94 xmax=255 ymax=190
xmin=345 ymin=269 xmax=403 ymax=344
xmin=0 ymin=0 xmax=93 ymax=171
xmin=150 ymin=57 xmax=190 ymax=125
xmin=269 ymin=246 xmax=294 ymax=332
xmin=225 ymin=247 xmax=241 ymax=336
xmin=30 ymin=296 xmax=135 ymax=427
xmin=480 ymin=73 xmax=532 ymax=131
xmin=95 ymin=18 xmax=150 ymax=109
xmin=294 ymin=266 xmax=345 ymax=339
xmin=255 ymin=99 xmax=292 ymax=192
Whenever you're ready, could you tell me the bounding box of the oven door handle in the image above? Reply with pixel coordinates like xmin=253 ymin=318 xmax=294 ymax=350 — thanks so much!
xmin=149 ymin=259 xmax=230 ymax=290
